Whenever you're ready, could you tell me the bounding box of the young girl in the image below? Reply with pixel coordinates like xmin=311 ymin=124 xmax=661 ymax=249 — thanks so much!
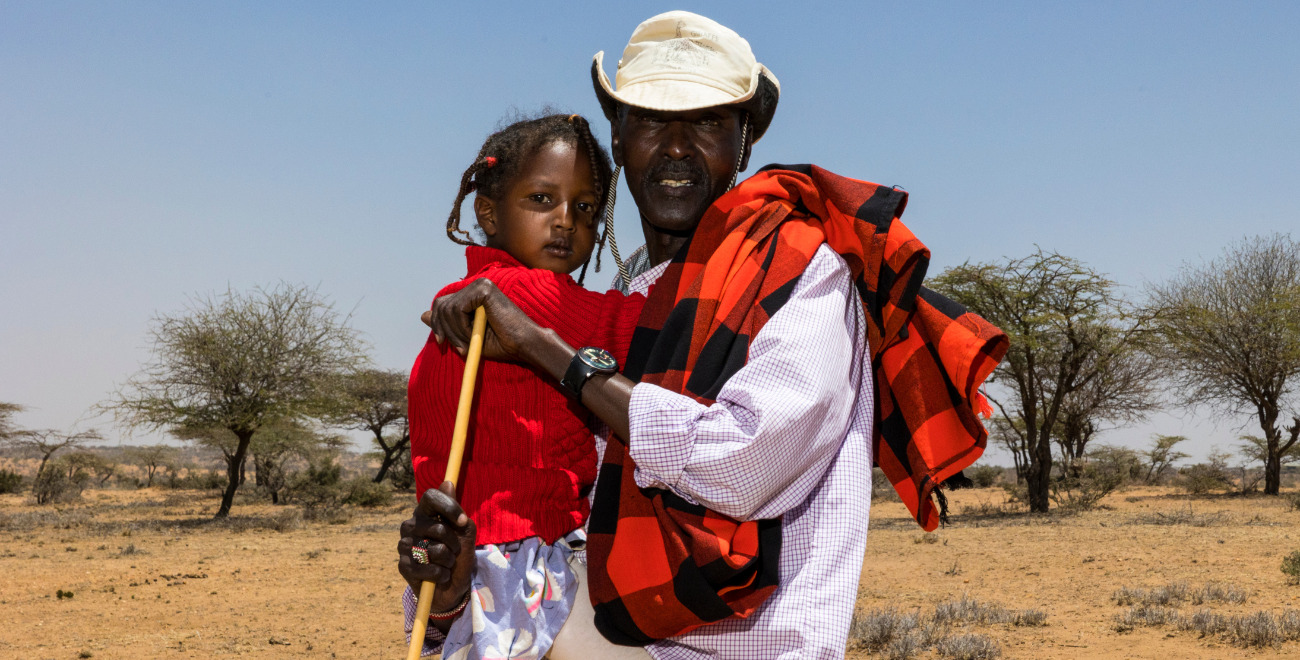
xmin=404 ymin=113 xmax=643 ymax=659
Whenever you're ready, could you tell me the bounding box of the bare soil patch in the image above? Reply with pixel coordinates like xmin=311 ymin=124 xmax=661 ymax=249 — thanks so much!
xmin=1 ymin=488 xmax=411 ymax=659
xmin=853 ymin=485 xmax=1300 ymax=659
xmin=3 ymin=485 xmax=1299 ymax=658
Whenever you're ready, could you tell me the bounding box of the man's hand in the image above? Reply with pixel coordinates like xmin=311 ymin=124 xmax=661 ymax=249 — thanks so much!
xmin=423 ymin=278 xmax=540 ymax=362
xmin=421 ymin=276 xmax=637 ymax=440
xmin=397 ymin=481 xmax=477 ymax=614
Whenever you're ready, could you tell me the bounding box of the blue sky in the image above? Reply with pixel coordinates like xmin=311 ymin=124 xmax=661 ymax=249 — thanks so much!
xmin=2 ymin=2 xmax=1298 ymax=463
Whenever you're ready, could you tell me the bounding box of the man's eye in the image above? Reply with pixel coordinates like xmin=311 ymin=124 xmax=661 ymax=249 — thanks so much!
xmin=696 ymin=118 xmax=721 ymax=127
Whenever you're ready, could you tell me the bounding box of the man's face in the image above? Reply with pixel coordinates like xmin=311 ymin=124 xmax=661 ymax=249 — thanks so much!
xmin=612 ymin=106 xmax=750 ymax=235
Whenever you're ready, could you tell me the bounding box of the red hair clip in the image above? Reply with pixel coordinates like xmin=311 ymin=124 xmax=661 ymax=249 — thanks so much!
xmin=484 ymin=156 xmax=497 ymax=167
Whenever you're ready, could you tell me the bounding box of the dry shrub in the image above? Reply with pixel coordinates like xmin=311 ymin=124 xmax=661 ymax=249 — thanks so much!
xmin=268 ymin=509 xmax=303 ymax=532
xmin=848 ymin=608 xmax=920 ymax=652
xmin=967 ymin=465 xmax=1003 ymax=488
xmin=1282 ymin=611 xmax=1300 ymax=639
xmin=1132 ymin=504 xmax=1231 ymax=527
xmin=1114 ymin=605 xmax=1179 ymax=632
xmin=0 ymin=469 xmax=23 ymax=494
xmin=1112 ymin=582 xmax=1187 ymax=606
xmin=1177 ymin=461 xmax=1234 ymax=495
xmin=1111 ymin=586 xmax=1145 ymax=607
xmin=1228 ymin=611 xmax=1283 ymax=647
xmin=1011 ymin=609 xmax=1049 ymax=626
xmin=1050 ymin=449 xmax=1135 ymax=511
xmin=1194 ymin=582 xmax=1249 ymax=605
xmin=936 ymin=633 xmax=1002 ymax=660
xmin=1114 ymin=581 xmax=1250 ymax=608
xmin=1283 ymin=491 xmax=1300 ymax=512
xmin=0 ymin=509 xmax=92 ymax=531
xmin=932 ymin=594 xmax=1047 ymax=627
xmin=301 ymin=507 xmax=352 ymax=525
xmin=1283 ymin=550 xmax=1300 ymax=585
xmin=33 ymin=465 xmax=89 ymax=504
xmin=957 ymin=499 xmax=1022 ymax=521
xmin=885 ymin=632 xmax=922 ymax=660
xmin=1119 ymin=600 xmax=1300 ymax=648
xmin=1177 ymin=608 xmax=1228 ymax=637
xmin=1219 ymin=610 xmax=1300 ymax=647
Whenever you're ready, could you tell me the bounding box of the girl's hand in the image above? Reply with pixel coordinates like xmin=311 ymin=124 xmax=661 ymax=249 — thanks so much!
xmin=423 ymin=278 xmax=540 ymax=362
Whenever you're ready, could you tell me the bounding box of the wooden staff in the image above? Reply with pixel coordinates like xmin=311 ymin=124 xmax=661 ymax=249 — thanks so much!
xmin=407 ymin=306 xmax=487 ymax=660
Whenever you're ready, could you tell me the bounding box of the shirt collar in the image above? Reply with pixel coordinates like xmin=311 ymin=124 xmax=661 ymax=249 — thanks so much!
xmin=628 ymin=259 xmax=670 ymax=295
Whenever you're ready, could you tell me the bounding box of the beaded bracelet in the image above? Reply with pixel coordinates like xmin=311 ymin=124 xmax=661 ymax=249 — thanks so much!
xmin=429 ymin=589 xmax=471 ymax=621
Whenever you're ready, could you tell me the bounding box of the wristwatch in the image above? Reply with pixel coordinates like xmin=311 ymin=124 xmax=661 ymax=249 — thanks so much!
xmin=560 ymin=346 xmax=618 ymax=399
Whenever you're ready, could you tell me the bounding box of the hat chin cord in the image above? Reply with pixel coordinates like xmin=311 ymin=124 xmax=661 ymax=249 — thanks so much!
xmin=600 ymin=165 xmax=629 ymax=288
xmin=726 ymin=114 xmax=750 ymax=191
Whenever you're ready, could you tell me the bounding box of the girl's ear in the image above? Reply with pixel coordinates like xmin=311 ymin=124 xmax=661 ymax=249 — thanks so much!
xmin=473 ymin=194 xmax=498 ymax=238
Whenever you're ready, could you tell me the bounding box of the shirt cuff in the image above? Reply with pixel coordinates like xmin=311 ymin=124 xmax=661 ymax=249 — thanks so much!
xmin=628 ymin=382 xmax=706 ymax=496
xmin=402 ymin=585 xmax=446 ymax=657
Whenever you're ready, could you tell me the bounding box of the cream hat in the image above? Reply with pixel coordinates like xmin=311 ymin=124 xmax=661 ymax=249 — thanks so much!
xmin=592 ymin=11 xmax=780 ymax=142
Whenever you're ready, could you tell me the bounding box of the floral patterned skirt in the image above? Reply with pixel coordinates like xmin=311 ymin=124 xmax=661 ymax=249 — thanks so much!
xmin=440 ymin=530 xmax=584 ymax=660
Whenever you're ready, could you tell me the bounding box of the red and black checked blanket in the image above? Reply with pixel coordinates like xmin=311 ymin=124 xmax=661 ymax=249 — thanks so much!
xmin=586 ymin=164 xmax=1008 ymax=644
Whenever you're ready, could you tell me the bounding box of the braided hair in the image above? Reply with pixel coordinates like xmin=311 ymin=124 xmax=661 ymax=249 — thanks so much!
xmin=446 ymin=113 xmax=616 ymax=281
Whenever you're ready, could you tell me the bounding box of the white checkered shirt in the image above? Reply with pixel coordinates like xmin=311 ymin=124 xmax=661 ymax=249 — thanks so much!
xmin=609 ymin=243 xmax=874 ymax=660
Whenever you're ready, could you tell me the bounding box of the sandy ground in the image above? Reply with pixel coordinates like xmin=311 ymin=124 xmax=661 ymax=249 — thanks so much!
xmin=2 ymin=485 xmax=1298 ymax=659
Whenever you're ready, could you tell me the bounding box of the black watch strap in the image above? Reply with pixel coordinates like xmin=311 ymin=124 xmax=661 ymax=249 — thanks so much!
xmin=560 ymin=347 xmax=617 ymax=399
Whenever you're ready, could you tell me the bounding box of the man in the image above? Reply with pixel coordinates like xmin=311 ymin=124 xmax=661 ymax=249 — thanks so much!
xmin=402 ymin=11 xmax=1004 ymax=659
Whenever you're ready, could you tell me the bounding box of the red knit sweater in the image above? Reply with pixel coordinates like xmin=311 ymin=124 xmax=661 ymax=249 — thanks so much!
xmin=409 ymin=246 xmax=645 ymax=545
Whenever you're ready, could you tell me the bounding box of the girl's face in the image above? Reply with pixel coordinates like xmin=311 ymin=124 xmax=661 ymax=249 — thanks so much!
xmin=475 ymin=140 xmax=599 ymax=274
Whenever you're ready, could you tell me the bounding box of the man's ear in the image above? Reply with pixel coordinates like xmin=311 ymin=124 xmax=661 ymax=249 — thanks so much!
xmin=472 ymin=195 xmax=498 ymax=238
xmin=609 ymin=118 xmax=624 ymax=168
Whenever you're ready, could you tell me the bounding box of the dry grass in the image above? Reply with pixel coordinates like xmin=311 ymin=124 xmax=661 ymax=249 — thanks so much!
xmin=1111 ymin=580 xmax=1252 ymax=607
xmin=857 ymin=484 xmax=1300 ymax=659
xmin=6 ymin=482 xmax=1300 ymax=658
xmin=935 ymin=633 xmax=1002 ymax=660
xmin=1167 ymin=608 xmax=1300 ymax=647
xmin=1125 ymin=503 xmax=1234 ymax=526
xmin=848 ymin=595 xmax=1045 ymax=658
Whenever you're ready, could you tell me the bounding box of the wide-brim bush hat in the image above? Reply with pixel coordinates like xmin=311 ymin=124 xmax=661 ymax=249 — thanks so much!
xmin=592 ymin=10 xmax=780 ymax=142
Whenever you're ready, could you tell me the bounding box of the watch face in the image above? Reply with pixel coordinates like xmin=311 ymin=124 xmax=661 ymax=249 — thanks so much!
xmin=579 ymin=346 xmax=617 ymax=371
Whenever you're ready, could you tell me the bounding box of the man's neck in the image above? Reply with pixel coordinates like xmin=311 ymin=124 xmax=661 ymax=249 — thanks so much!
xmin=641 ymin=215 xmax=695 ymax=266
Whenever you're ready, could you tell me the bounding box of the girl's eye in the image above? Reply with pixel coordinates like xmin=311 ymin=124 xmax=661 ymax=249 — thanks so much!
xmin=528 ymin=194 xmax=551 ymax=204
xmin=576 ymin=201 xmax=594 ymax=213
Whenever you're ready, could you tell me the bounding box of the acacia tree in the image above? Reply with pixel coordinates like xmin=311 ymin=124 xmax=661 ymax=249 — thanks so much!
xmin=1141 ymin=434 xmax=1190 ymax=484
xmin=124 ymin=444 xmax=179 ymax=487
xmin=250 ymin=421 xmax=344 ymax=504
xmin=0 ymin=402 xmax=23 ymax=441
xmin=1148 ymin=234 xmax=1300 ymax=495
xmin=318 ymin=368 xmax=409 ymax=483
xmin=931 ymin=249 xmax=1147 ymax=512
xmin=987 ymin=415 xmax=1030 ymax=482
xmin=1053 ymin=339 xmax=1160 ymax=473
xmin=7 ymin=429 xmax=103 ymax=477
xmin=107 ymin=283 xmax=366 ymax=518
